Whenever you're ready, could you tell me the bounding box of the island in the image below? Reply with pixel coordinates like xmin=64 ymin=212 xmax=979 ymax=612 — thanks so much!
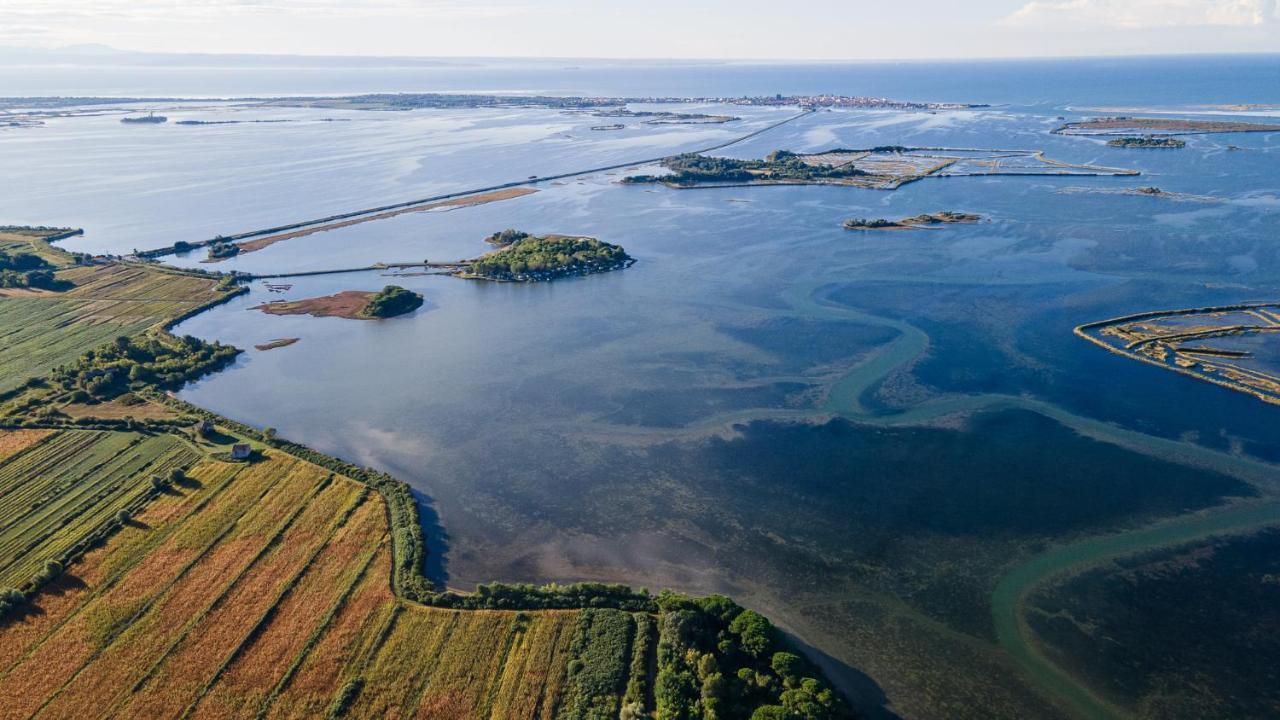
xmin=120 ymin=112 xmax=167 ymax=124
xmin=1054 ymin=116 xmax=1280 ymax=136
xmin=1057 ymin=185 xmax=1221 ymax=203
xmin=1106 ymin=136 xmax=1186 ymax=148
xmin=589 ymin=108 xmax=738 ymax=124
xmin=253 ymin=337 xmax=300 ymax=351
xmin=844 ymin=211 xmax=982 ymax=230
xmin=461 ymin=233 xmax=633 ymax=282
xmin=254 ymin=285 xmax=423 ymax=320
xmin=624 ymin=147 xmax=1137 ymax=190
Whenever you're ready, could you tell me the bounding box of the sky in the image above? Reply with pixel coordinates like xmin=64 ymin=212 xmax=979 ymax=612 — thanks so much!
xmin=1 ymin=0 xmax=1278 ymax=60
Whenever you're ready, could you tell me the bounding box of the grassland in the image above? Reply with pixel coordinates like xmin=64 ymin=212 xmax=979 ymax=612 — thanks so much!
xmin=0 ymin=227 xmax=78 ymax=268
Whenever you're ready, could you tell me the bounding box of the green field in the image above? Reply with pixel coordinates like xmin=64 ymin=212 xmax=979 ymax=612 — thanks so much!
xmin=0 ymin=264 xmax=226 ymax=393
xmin=0 ymin=430 xmax=199 ymax=590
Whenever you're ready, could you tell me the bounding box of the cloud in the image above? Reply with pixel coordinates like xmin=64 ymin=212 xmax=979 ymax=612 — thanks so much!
xmin=1003 ymin=0 xmax=1278 ymax=28
xmin=0 ymin=0 xmax=533 ymax=23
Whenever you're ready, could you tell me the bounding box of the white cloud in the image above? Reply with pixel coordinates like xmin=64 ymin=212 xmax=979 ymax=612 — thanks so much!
xmin=0 ymin=0 xmax=532 ymax=22
xmin=1003 ymin=0 xmax=1278 ymax=28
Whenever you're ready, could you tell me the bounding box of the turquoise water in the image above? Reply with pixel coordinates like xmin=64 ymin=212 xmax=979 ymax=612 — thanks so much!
xmin=5 ymin=55 xmax=1280 ymax=718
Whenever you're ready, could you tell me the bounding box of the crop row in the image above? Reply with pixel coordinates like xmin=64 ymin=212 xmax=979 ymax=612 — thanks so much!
xmin=0 ymin=430 xmax=197 ymax=589
xmin=0 ymin=298 xmax=153 ymax=393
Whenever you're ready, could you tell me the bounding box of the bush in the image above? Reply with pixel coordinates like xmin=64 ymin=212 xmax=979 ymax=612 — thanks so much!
xmin=0 ymin=587 xmax=25 ymax=618
xmin=327 ymin=677 xmax=363 ymax=719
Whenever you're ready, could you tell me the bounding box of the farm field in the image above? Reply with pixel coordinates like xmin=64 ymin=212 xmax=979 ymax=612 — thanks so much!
xmin=0 ymin=429 xmax=198 ymax=590
xmin=0 ymin=228 xmax=76 ymax=268
xmin=0 ymin=445 xmax=607 ymax=720
xmin=0 ymin=262 xmax=227 ymax=394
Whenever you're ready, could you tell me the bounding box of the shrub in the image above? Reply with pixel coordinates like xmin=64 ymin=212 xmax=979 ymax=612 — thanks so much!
xmin=0 ymin=587 xmax=25 ymax=618
xmin=327 ymin=677 xmax=363 ymax=719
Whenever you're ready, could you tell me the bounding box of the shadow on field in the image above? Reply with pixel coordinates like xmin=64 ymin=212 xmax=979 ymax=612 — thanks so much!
xmin=783 ymin=630 xmax=902 ymax=720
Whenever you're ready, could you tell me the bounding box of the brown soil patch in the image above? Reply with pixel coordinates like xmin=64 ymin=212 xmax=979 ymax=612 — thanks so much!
xmin=0 ymin=429 xmax=53 ymax=461
xmin=62 ymin=398 xmax=178 ymax=421
xmin=253 ymin=291 xmax=374 ymax=320
xmin=254 ymin=338 xmax=300 ymax=351
xmin=213 ymin=187 xmax=539 ymax=261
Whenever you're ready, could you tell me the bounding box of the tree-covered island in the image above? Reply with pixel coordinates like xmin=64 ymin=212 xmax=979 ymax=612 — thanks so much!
xmin=1106 ymin=136 xmax=1187 ymax=149
xmin=844 ymin=211 xmax=982 ymax=230
xmin=463 ymin=233 xmax=633 ymax=282
xmin=623 ymin=151 xmax=870 ymax=187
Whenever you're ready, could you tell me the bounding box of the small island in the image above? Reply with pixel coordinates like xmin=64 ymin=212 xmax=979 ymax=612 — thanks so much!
xmin=1055 ymin=116 xmax=1280 ymax=136
xmin=120 ymin=112 xmax=167 ymax=124
xmin=844 ymin=211 xmax=982 ymax=230
xmin=590 ymin=109 xmax=737 ymax=124
xmin=254 ymin=338 xmax=300 ymax=351
xmin=254 ymin=285 xmax=423 ymax=320
xmin=462 ymin=233 xmax=633 ymax=282
xmin=1106 ymin=136 xmax=1186 ymax=149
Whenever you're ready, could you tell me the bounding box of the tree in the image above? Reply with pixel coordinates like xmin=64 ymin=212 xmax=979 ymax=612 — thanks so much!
xmin=771 ymin=652 xmax=803 ymax=686
xmin=729 ymin=610 xmax=777 ymax=659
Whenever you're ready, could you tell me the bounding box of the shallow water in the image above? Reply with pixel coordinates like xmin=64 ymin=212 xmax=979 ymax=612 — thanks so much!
xmin=7 ymin=56 xmax=1280 ymax=718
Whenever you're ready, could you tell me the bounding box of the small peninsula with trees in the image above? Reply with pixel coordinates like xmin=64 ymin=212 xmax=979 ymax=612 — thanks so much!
xmin=359 ymin=284 xmax=424 ymax=318
xmin=463 ymin=233 xmax=633 ymax=282
xmin=844 ymin=211 xmax=982 ymax=231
